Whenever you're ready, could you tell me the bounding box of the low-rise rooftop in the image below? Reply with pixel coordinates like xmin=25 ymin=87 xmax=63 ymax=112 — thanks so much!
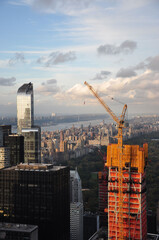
xmin=3 ymin=163 xmax=66 ymax=172
xmin=0 ymin=222 xmax=38 ymax=233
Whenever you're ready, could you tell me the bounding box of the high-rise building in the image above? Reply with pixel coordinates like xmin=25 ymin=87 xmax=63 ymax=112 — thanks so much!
xmin=0 ymin=164 xmax=70 ymax=240
xmin=22 ymin=128 xmax=41 ymax=163
xmin=60 ymin=130 xmax=68 ymax=152
xmin=0 ymin=147 xmax=10 ymax=169
xmin=0 ymin=127 xmax=3 ymax=147
xmin=83 ymin=213 xmax=99 ymax=240
xmin=98 ymin=170 xmax=108 ymax=227
xmin=0 ymin=125 xmax=11 ymax=146
xmin=70 ymin=169 xmax=83 ymax=240
xmin=106 ymin=143 xmax=148 ymax=239
xmin=17 ymin=83 xmax=34 ymax=134
xmin=157 ymin=201 xmax=159 ymax=233
xmin=0 ymin=223 xmax=38 ymax=240
xmin=4 ymin=134 xmax=24 ymax=166
xmin=17 ymin=83 xmax=41 ymax=163
xmin=70 ymin=169 xmax=83 ymax=203
xmin=70 ymin=202 xmax=83 ymax=240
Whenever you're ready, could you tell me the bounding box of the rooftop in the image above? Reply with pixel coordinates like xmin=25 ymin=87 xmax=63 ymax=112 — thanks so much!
xmin=0 ymin=222 xmax=38 ymax=233
xmin=17 ymin=82 xmax=33 ymax=94
xmin=3 ymin=163 xmax=67 ymax=172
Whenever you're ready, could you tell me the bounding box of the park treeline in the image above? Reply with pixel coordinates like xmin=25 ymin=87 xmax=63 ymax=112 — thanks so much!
xmin=66 ymin=131 xmax=159 ymax=213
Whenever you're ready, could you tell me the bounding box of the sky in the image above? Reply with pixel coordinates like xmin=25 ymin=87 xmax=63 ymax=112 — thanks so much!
xmin=0 ymin=0 xmax=159 ymax=117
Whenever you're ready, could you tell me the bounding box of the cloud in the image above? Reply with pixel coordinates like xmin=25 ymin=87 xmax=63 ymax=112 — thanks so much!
xmin=0 ymin=77 xmax=16 ymax=86
xmin=10 ymin=0 xmax=154 ymax=15
xmin=97 ymin=40 xmax=137 ymax=56
xmin=115 ymin=54 xmax=159 ymax=80
xmin=8 ymin=1 xmax=27 ymax=6
xmin=147 ymin=55 xmax=159 ymax=72
xmin=37 ymin=51 xmax=76 ymax=67
xmin=91 ymin=70 xmax=111 ymax=80
xmin=54 ymin=69 xmax=159 ymax=108
xmin=116 ymin=68 xmax=137 ymax=78
xmin=55 ymin=83 xmax=91 ymax=104
xmin=0 ymin=60 xmax=10 ymax=68
xmin=36 ymin=79 xmax=59 ymax=96
xmin=47 ymin=79 xmax=57 ymax=84
xmin=135 ymin=61 xmax=147 ymax=71
xmin=9 ymin=52 xmax=25 ymax=66
xmin=131 ymin=55 xmax=159 ymax=72
xmin=36 ymin=85 xmax=59 ymax=96
xmin=42 ymin=79 xmax=57 ymax=85
xmin=120 ymin=0 xmax=155 ymax=10
xmin=13 ymin=0 xmax=95 ymax=15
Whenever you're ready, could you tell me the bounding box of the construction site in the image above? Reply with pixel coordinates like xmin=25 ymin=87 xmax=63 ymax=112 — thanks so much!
xmin=85 ymin=81 xmax=148 ymax=240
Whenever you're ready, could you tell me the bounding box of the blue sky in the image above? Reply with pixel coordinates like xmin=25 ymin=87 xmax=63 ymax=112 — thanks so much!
xmin=0 ymin=0 xmax=159 ymax=117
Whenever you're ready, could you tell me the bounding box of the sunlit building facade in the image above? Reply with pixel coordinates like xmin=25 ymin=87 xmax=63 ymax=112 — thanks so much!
xmin=0 ymin=127 xmax=3 ymax=147
xmin=70 ymin=169 xmax=83 ymax=240
xmin=17 ymin=83 xmax=41 ymax=163
xmin=70 ymin=169 xmax=83 ymax=203
xmin=0 ymin=147 xmax=10 ymax=169
xmin=17 ymin=83 xmax=34 ymax=134
xmin=22 ymin=128 xmax=41 ymax=163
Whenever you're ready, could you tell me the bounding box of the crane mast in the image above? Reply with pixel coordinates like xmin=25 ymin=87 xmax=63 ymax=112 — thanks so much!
xmin=84 ymin=81 xmax=127 ymax=240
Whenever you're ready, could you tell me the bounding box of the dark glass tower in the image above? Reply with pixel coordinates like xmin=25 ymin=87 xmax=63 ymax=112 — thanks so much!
xmin=98 ymin=170 xmax=108 ymax=227
xmin=4 ymin=134 xmax=24 ymax=166
xmin=0 ymin=125 xmax=11 ymax=146
xmin=0 ymin=164 xmax=70 ymax=240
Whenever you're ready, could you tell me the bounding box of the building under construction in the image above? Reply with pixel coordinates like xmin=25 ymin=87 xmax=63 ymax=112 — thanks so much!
xmin=106 ymin=143 xmax=148 ymax=240
xmin=84 ymin=81 xmax=148 ymax=240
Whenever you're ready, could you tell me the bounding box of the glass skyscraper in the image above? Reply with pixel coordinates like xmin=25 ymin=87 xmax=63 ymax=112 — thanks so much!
xmin=22 ymin=127 xmax=41 ymax=163
xmin=17 ymin=83 xmax=34 ymax=134
xmin=17 ymin=83 xmax=41 ymax=163
xmin=4 ymin=134 xmax=24 ymax=166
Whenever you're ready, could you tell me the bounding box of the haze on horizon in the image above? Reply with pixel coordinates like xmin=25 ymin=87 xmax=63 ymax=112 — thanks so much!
xmin=0 ymin=0 xmax=159 ymax=117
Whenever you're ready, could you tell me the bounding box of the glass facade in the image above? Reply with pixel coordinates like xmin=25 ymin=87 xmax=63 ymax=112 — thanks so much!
xmin=17 ymin=83 xmax=41 ymax=163
xmin=17 ymin=83 xmax=34 ymax=134
xmin=0 ymin=165 xmax=70 ymax=240
xmin=4 ymin=134 xmax=24 ymax=166
xmin=0 ymin=125 xmax=11 ymax=147
xmin=0 ymin=147 xmax=10 ymax=169
xmin=22 ymin=128 xmax=41 ymax=163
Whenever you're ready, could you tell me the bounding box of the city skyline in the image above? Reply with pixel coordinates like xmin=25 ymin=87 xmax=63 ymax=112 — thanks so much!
xmin=0 ymin=0 xmax=159 ymax=116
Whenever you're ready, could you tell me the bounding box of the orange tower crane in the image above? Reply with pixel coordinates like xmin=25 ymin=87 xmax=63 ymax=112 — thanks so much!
xmin=84 ymin=81 xmax=127 ymax=240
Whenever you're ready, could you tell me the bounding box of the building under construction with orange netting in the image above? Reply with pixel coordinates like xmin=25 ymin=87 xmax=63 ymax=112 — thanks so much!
xmin=105 ymin=143 xmax=148 ymax=240
xmin=84 ymin=81 xmax=148 ymax=239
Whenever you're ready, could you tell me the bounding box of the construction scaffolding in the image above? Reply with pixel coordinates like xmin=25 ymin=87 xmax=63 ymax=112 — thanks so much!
xmin=84 ymin=81 xmax=148 ymax=239
xmin=106 ymin=143 xmax=148 ymax=240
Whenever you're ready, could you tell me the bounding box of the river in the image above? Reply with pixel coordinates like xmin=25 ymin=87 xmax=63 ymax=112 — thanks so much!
xmin=41 ymin=117 xmax=112 ymax=132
